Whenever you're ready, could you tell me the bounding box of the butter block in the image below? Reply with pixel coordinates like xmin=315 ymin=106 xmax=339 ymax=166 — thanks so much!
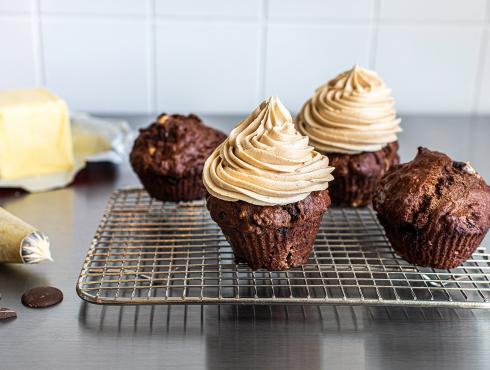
xmin=0 ymin=88 xmax=74 ymax=179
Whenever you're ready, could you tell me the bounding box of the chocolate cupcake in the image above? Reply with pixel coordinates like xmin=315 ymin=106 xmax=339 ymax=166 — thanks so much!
xmin=203 ymin=97 xmax=334 ymax=270
xmin=373 ymin=147 xmax=490 ymax=269
xmin=296 ymin=65 xmax=402 ymax=207
xmin=130 ymin=114 xmax=226 ymax=202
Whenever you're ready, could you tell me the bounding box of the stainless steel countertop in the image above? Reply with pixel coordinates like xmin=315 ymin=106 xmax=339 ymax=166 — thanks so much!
xmin=1 ymin=114 xmax=490 ymax=370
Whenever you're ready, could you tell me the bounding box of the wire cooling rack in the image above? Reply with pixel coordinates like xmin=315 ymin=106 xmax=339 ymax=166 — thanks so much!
xmin=77 ymin=187 xmax=490 ymax=308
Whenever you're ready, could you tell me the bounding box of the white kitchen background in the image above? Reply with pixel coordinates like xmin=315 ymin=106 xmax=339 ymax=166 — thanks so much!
xmin=1 ymin=0 xmax=490 ymax=115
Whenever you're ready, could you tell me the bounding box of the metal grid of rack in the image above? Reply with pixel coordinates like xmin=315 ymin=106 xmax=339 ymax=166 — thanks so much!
xmin=77 ymin=188 xmax=490 ymax=308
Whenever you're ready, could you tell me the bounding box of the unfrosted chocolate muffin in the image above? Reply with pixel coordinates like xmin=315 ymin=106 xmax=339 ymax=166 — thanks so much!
xmin=207 ymin=190 xmax=330 ymax=270
xmin=373 ymin=147 xmax=490 ymax=269
xmin=328 ymin=142 xmax=399 ymax=207
xmin=130 ymin=114 xmax=226 ymax=202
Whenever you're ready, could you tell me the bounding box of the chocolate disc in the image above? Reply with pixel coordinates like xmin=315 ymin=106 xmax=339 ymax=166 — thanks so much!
xmin=21 ymin=286 xmax=63 ymax=308
xmin=0 ymin=308 xmax=17 ymax=320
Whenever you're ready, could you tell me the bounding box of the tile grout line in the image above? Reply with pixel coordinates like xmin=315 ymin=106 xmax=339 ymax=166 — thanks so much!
xmin=368 ymin=0 xmax=380 ymax=70
xmin=256 ymin=0 xmax=268 ymax=102
xmin=147 ymin=0 xmax=157 ymax=114
xmin=2 ymin=12 xmax=489 ymax=26
xmin=31 ymin=0 xmax=45 ymax=86
xmin=263 ymin=19 xmax=487 ymax=28
xmin=34 ymin=13 xmax=262 ymax=23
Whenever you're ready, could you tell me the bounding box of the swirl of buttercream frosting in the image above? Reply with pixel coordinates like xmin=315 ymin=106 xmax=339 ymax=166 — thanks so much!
xmin=296 ymin=65 xmax=402 ymax=154
xmin=203 ymin=97 xmax=334 ymax=206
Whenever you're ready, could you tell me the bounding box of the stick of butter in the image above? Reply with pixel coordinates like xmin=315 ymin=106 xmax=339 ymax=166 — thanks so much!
xmin=0 ymin=88 xmax=74 ymax=180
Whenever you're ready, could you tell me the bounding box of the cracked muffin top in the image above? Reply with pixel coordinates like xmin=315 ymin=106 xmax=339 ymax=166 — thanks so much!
xmin=373 ymin=147 xmax=490 ymax=233
xmin=130 ymin=113 xmax=226 ymax=178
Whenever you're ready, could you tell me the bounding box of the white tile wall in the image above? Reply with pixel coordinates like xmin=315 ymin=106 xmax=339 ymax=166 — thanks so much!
xmin=156 ymin=0 xmax=261 ymax=18
xmin=156 ymin=21 xmax=260 ymax=113
xmin=471 ymin=118 xmax=490 ymax=180
xmin=0 ymin=19 xmax=37 ymax=89
xmin=42 ymin=18 xmax=149 ymax=112
xmin=1 ymin=0 xmax=490 ymax=115
xmin=379 ymin=0 xmax=487 ymax=21
xmin=40 ymin=0 xmax=149 ymax=16
xmin=265 ymin=24 xmax=371 ymax=112
xmin=376 ymin=25 xmax=483 ymax=113
xmin=0 ymin=0 xmax=31 ymax=13
xmin=477 ymin=32 xmax=490 ymax=113
xmin=268 ymin=0 xmax=374 ymax=20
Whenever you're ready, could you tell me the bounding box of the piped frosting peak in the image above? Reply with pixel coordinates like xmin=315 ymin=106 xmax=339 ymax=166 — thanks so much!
xmin=203 ymin=97 xmax=334 ymax=206
xmin=296 ymin=65 xmax=402 ymax=154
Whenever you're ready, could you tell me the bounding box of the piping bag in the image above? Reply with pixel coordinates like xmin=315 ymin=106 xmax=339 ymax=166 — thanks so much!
xmin=0 ymin=207 xmax=52 ymax=264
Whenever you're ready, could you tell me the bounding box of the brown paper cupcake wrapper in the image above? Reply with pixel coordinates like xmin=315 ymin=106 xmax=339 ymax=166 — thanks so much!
xmin=329 ymin=174 xmax=380 ymax=207
xmin=327 ymin=142 xmax=400 ymax=208
xmin=218 ymin=217 xmax=323 ymax=271
xmin=377 ymin=215 xmax=488 ymax=269
xmin=137 ymin=172 xmax=205 ymax=202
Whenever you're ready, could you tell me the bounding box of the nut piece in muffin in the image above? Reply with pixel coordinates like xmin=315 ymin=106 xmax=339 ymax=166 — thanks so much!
xmin=296 ymin=65 xmax=402 ymax=207
xmin=373 ymin=147 xmax=490 ymax=269
xmin=203 ymin=97 xmax=334 ymax=270
xmin=130 ymin=113 xmax=226 ymax=202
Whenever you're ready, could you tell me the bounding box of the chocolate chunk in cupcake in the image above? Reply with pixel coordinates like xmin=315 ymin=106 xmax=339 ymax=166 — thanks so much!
xmin=296 ymin=65 xmax=401 ymax=207
xmin=130 ymin=114 xmax=226 ymax=202
xmin=0 ymin=308 xmax=17 ymax=321
xmin=203 ymin=97 xmax=334 ymax=270
xmin=373 ymin=147 xmax=490 ymax=269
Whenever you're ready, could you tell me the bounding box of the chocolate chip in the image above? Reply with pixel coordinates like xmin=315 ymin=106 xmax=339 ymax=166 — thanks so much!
xmin=21 ymin=287 xmax=63 ymax=308
xmin=452 ymin=161 xmax=466 ymax=171
xmin=0 ymin=308 xmax=17 ymax=321
xmin=288 ymin=205 xmax=300 ymax=222
xmin=277 ymin=227 xmax=289 ymax=237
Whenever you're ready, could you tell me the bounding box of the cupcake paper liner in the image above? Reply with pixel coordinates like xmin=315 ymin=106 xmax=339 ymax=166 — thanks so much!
xmin=218 ymin=216 xmax=323 ymax=271
xmin=329 ymin=174 xmax=380 ymax=207
xmin=377 ymin=214 xmax=488 ymax=269
xmin=327 ymin=143 xmax=400 ymax=208
xmin=137 ymin=172 xmax=205 ymax=202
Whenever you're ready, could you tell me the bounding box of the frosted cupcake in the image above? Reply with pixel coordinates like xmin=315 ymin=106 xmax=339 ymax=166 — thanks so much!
xmin=203 ymin=97 xmax=334 ymax=270
xmin=296 ymin=66 xmax=402 ymax=207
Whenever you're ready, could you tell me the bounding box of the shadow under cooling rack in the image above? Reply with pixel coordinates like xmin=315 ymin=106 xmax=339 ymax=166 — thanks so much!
xmin=76 ymin=188 xmax=490 ymax=308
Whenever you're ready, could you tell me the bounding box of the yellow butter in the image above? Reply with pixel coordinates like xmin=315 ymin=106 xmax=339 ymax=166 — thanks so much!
xmin=0 ymin=88 xmax=74 ymax=180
